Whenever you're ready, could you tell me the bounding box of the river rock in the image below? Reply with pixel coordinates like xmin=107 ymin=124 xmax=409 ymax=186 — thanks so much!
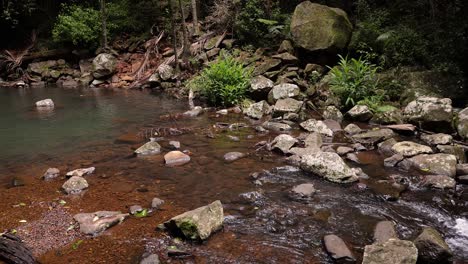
xmin=164 ymin=151 xmax=191 ymax=166
xmin=135 ymin=141 xmax=162 ymax=156
xmin=268 ymin=83 xmax=300 ymax=103
xmin=414 ymin=227 xmax=452 ymax=264
xmin=300 ymin=119 xmax=333 ymax=137
xmin=300 ymin=152 xmax=358 ymax=183
xmin=323 ymin=234 xmax=356 ymax=263
xmin=140 ymin=254 xmax=160 ymax=264
xmin=271 ymin=134 xmax=298 ymax=154
xmin=73 ymin=211 xmax=128 ymax=235
xmin=129 ymin=205 xmax=144 ymax=215
xmin=66 ymin=167 xmax=95 ymax=177
xmin=92 ymin=53 xmax=117 ymax=79
xmin=384 ymin=154 xmax=404 ymax=167
xmin=250 ymin=75 xmax=274 ymax=95
xmin=344 ymin=124 xmax=361 ymax=135
xmin=262 ymin=121 xmax=292 ymax=132
xmin=223 ymin=152 xmax=245 ymax=162
xmin=169 ymin=141 xmax=181 ymax=149
xmin=403 ymin=96 xmax=453 ymax=124
xmin=456 ymin=164 xmax=468 ymax=176
xmin=402 ymin=154 xmax=457 ymax=177
xmin=391 ymin=141 xmax=433 ymax=157
xmin=289 ymin=147 xmax=320 ymax=158
xmin=323 ymin=119 xmax=342 ymax=132
xmin=253 ymin=58 xmax=281 ymax=76
xmin=291 ymin=2 xmax=352 ymax=52
xmin=43 ymin=168 xmax=60 ymax=180
xmin=456 ymin=107 xmax=468 ymax=139
xmin=183 ymin=106 xmax=203 ymax=117
xmin=278 ymin=40 xmax=294 ymax=54
xmin=244 ymin=100 xmax=271 ymax=119
xmin=273 ymin=98 xmax=303 ymax=114
xmin=374 ymin=221 xmax=398 ymax=243
xmin=151 ymin=198 xmax=165 ymax=209
xmin=371 ymin=107 xmax=404 ymax=125
xmin=457 ymin=175 xmax=468 ymax=184
xmin=336 ymin=147 xmax=354 ymax=156
xmin=157 ymin=65 xmax=174 ymax=81
xmin=164 ymin=200 xmax=223 ymax=240
xmin=35 ymin=99 xmax=54 ymax=108
xmin=304 ymin=132 xmax=323 ymax=149
xmin=423 ymin=175 xmax=456 ymax=189
xmin=272 ymin=52 xmax=299 ymax=65
xmin=378 ymin=138 xmax=398 ymax=156
xmin=363 ymin=239 xmax=418 ymax=264
xmin=62 ymin=176 xmax=89 ymax=194
xmin=421 ymin=133 xmax=453 ymax=146
xmin=436 ymin=144 xmax=466 ymax=163
xmin=290 ymin=183 xmax=316 ymax=199
xmin=352 ymin=129 xmax=395 ymax=145
xmin=346 ymin=105 xmax=373 ymax=121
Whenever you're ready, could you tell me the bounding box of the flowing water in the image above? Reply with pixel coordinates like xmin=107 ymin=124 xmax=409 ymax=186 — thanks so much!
xmin=0 ymin=86 xmax=467 ymax=263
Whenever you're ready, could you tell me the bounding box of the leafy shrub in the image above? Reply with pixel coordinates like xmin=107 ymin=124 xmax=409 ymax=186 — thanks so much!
xmin=52 ymin=5 xmax=101 ymax=48
xmin=188 ymin=52 xmax=252 ymax=107
xmin=328 ymin=55 xmax=380 ymax=109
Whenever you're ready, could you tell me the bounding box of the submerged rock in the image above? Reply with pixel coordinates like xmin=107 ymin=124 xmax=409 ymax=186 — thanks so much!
xmin=183 ymin=106 xmax=203 ymax=118
xmin=414 ymin=227 xmax=452 ymax=264
xmin=391 ymin=141 xmax=433 ymax=157
xmin=43 ymin=168 xmax=60 ymax=180
xmin=151 ymin=198 xmax=165 ymax=209
xmin=362 ymin=239 xmax=418 ymax=264
xmin=66 ymin=167 xmax=95 ymax=177
xmin=135 ymin=141 xmax=162 ymax=156
xmin=73 ymin=211 xmax=128 ymax=235
xmin=271 ymin=134 xmax=298 ymax=154
xmin=290 ymin=183 xmax=316 ymax=200
xmin=323 ymin=234 xmax=356 ymax=263
xmin=223 ymin=152 xmax=245 ymax=162
xmin=291 ymin=2 xmax=352 ymax=52
xmin=300 ymin=152 xmax=358 ymax=183
xmin=35 ymin=99 xmax=54 ymax=108
xmin=373 ymin=221 xmax=398 ymax=243
xmin=164 ymin=151 xmax=191 ymax=166
xmin=62 ymin=176 xmax=88 ymax=194
xmin=164 ymin=200 xmax=223 ymax=240
xmin=300 ymin=119 xmax=333 ymax=137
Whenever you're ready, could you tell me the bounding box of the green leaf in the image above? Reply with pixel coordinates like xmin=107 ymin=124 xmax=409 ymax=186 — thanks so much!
xmin=134 ymin=209 xmax=148 ymax=218
xmin=72 ymin=240 xmax=83 ymax=250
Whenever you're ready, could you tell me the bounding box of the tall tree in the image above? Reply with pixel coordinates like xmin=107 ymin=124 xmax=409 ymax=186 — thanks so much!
xmin=168 ymin=0 xmax=179 ymax=72
xmin=99 ymin=0 xmax=108 ymax=49
xmin=178 ymin=0 xmax=191 ymax=60
xmin=191 ymin=0 xmax=200 ymax=35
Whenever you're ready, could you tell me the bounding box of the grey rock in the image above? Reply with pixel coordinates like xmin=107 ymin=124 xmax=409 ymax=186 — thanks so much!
xmin=74 ymin=211 xmax=128 ymax=235
xmin=253 ymin=59 xmax=281 ymax=76
xmin=35 ymin=99 xmax=54 ymax=108
xmin=323 ymin=234 xmax=356 ymax=263
xmin=384 ymin=154 xmax=404 ymax=167
xmin=456 ymin=107 xmax=468 ymax=139
xmin=304 ymin=132 xmax=323 ymax=149
xmin=272 ymin=52 xmax=299 ymax=64
xmin=323 ymin=119 xmax=342 ymax=132
xmin=273 ymin=98 xmax=303 ymax=114
xmin=378 ymin=138 xmax=398 ymax=156
xmin=169 ymin=141 xmax=181 ymax=149
xmin=352 ymin=129 xmax=395 ymax=145
xmin=346 ymin=153 xmax=361 ymax=164
xmin=271 ymin=134 xmax=298 ymax=154
xmin=362 ymin=239 xmax=418 ymax=264
xmin=250 ymin=75 xmax=274 ymax=94
xmin=344 ymin=124 xmax=362 ymax=135
xmin=43 ymin=168 xmax=60 ymax=180
xmin=421 ymin=133 xmax=453 ymax=146
xmin=278 ymin=40 xmax=294 ymax=54
xmin=135 ymin=141 xmax=162 ymax=155
xmin=414 ymin=227 xmax=453 ymax=264
xmin=456 ymin=164 xmax=468 ymax=176
xmin=290 ymin=183 xmax=316 ymax=199
xmin=374 ymin=221 xmax=398 ymax=243
xmin=129 ymin=205 xmax=144 ymax=215
xmin=66 ymin=167 xmax=96 ymax=177
xmin=404 ymin=96 xmax=453 ymax=123
xmin=403 ymin=154 xmax=457 ymax=177
xmin=157 ymin=65 xmax=174 ymax=81
xmin=224 ymin=152 xmax=245 ymax=162
xmin=140 ymin=254 xmax=160 ymax=264
xmin=62 ymin=176 xmax=89 ymax=194
xmin=183 ymin=106 xmax=203 ymax=117
xmin=371 ymin=107 xmax=404 ymax=125
xmin=336 ymin=147 xmax=354 ymax=156
xmin=391 ymin=141 xmax=433 ymax=157
xmin=436 ymin=144 xmax=466 ymax=163
xmin=289 ymin=147 xmax=320 ymax=157
xmin=268 ymin=83 xmax=300 ymax=103
xmin=346 ymin=105 xmax=373 ymax=122
xmin=92 ymin=53 xmax=117 ymax=79
xmin=300 ymin=119 xmax=333 ymax=137
xmin=164 ymin=200 xmax=223 ymax=240
xmin=323 ymin=106 xmax=343 ymax=123
xmin=423 ymin=175 xmax=456 ymax=189
xmin=244 ymin=100 xmax=271 ymax=119
xmin=262 ymin=121 xmax=292 ymax=132
xmin=300 ymin=152 xmax=358 ymax=183
xmin=151 ymin=198 xmax=165 ymax=209
xmin=164 ymin=151 xmax=191 ymax=166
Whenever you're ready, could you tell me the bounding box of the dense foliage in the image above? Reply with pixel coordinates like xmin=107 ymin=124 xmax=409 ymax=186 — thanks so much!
xmin=188 ymin=52 xmax=252 ymax=107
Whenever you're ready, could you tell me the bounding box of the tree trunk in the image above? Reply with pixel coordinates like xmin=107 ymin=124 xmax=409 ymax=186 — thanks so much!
xmin=191 ymin=0 xmax=200 ymax=35
xmin=178 ymin=0 xmax=191 ymax=60
xmin=100 ymin=0 xmax=108 ymax=50
xmin=168 ymin=0 xmax=179 ymax=72
xmin=0 ymin=233 xmax=36 ymax=264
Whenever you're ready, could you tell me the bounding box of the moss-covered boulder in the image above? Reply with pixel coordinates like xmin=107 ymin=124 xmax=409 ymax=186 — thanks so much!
xmin=291 ymin=2 xmax=353 ymax=52
xmin=164 ymin=200 xmax=224 ymax=240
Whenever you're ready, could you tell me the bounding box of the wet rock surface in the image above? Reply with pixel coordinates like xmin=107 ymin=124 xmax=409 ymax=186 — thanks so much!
xmin=62 ymin=176 xmax=89 ymax=194
xmin=414 ymin=227 xmax=453 ymax=264
xmin=300 ymin=152 xmax=358 ymax=183
xmin=135 ymin=141 xmax=162 ymax=155
xmin=323 ymin=234 xmax=356 ymax=263
xmin=362 ymin=239 xmax=418 ymax=264
xmin=73 ymin=211 xmax=128 ymax=235
xmin=373 ymin=221 xmax=398 ymax=243
xmin=164 ymin=151 xmax=191 ymax=166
